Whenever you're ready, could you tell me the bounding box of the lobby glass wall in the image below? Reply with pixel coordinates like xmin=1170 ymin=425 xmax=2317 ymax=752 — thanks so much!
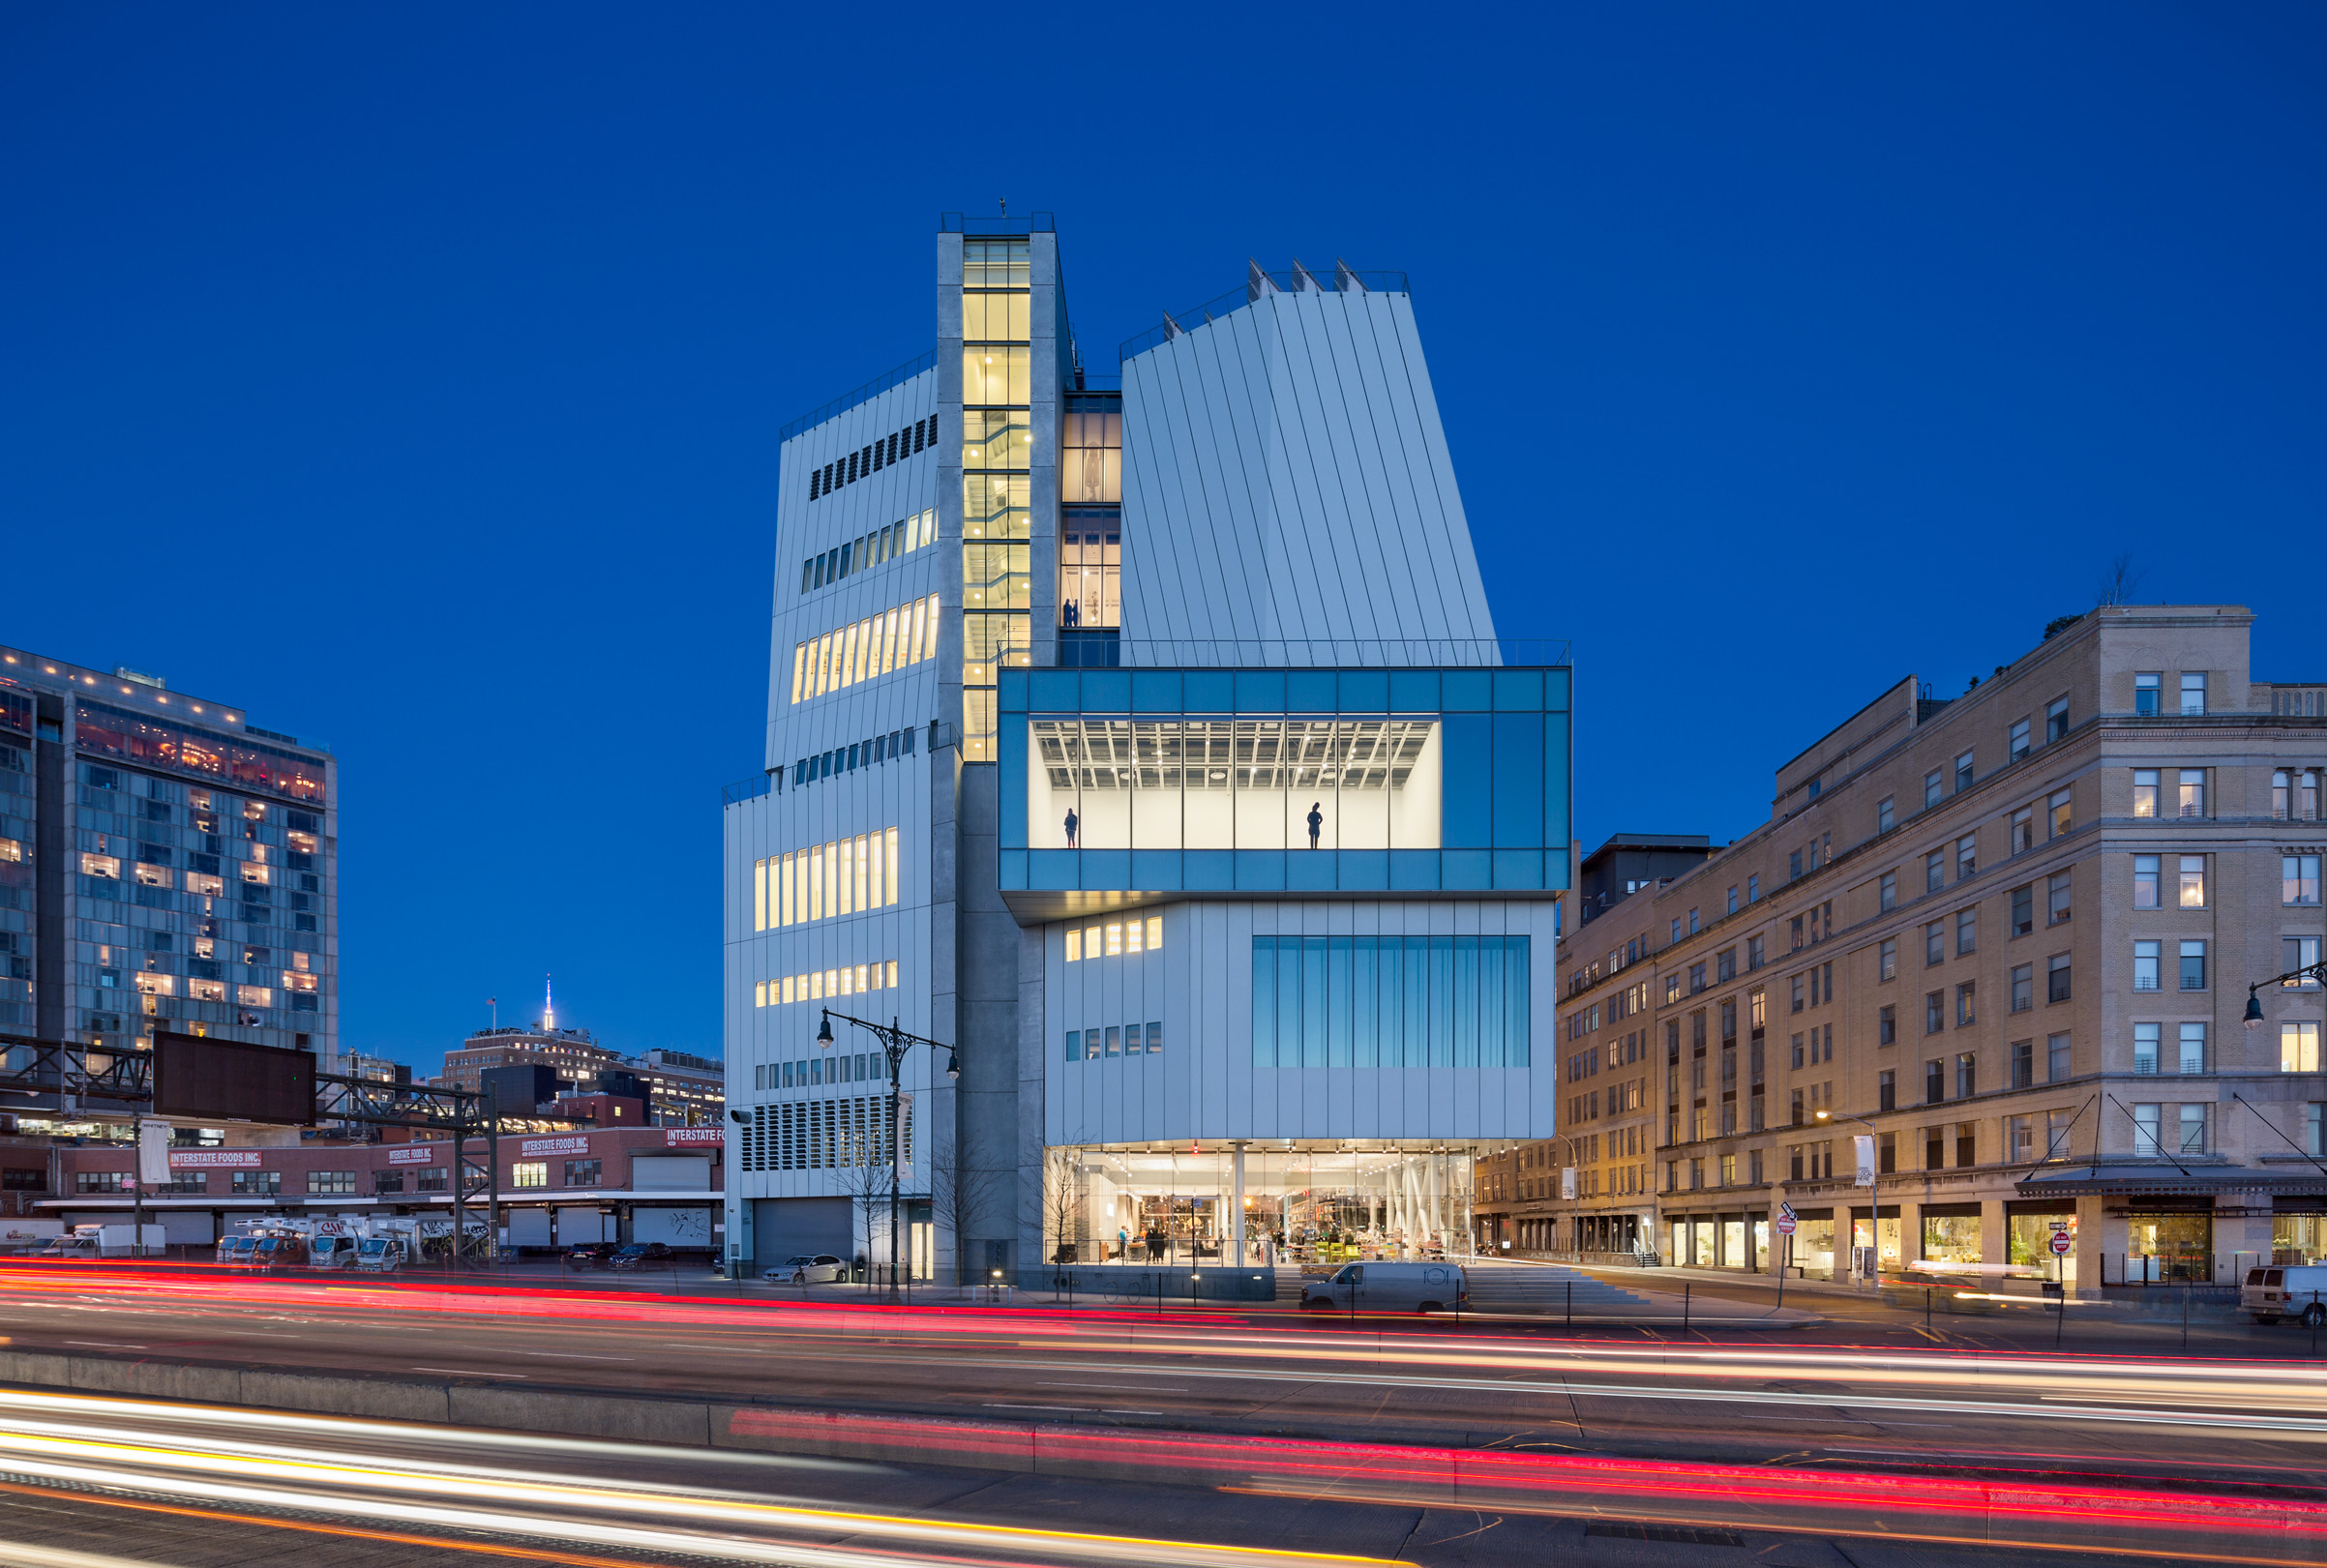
xmin=1040 ymin=1141 xmax=1476 ymax=1266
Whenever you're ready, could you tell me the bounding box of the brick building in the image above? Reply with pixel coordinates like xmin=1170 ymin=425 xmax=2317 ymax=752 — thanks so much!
xmin=1479 ymin=606 xmax=2327 ymax=1285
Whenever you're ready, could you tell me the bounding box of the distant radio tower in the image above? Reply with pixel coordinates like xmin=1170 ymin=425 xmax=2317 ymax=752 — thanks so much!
xmin=542 ymin=974 xmax=555 ymax=1031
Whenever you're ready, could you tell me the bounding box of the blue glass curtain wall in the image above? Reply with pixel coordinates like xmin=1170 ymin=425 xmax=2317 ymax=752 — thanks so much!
xmin=999 ymin=666 xmax=1570 ymax=897
xmin=1250 ymin=934 xmax=1529 ymax=1068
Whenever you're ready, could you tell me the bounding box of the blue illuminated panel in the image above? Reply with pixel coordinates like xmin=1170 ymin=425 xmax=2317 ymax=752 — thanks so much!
xmin=1250 ymin=934 xmax=1529 ymax=1068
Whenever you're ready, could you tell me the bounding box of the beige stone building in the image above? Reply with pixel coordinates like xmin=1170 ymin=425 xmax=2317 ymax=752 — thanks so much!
xmin=1480 ymin=605 xmax=2327 ymax=1287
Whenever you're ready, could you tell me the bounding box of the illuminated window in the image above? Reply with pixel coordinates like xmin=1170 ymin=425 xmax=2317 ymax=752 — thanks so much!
xmin=1065 ymin=930 xmax=1082 ymax=962
xmin=886 ymin=960 xmax=898 ymax=988
xmin=780 ymin=976 xmax=794 ymax=1004
xmin=1105 ymin=922 xmax=1122 ymax=956
xmin=2284 ymin=1022 xmax=2321 ymax=1074
xmin=1147 ymin=915 xmax=1163 ymax=950
xmin=236 ymin=986 xmax=271 ymax=1008
xmin=79 ymin=852 xmax=121 ymax=879
xmin=1125 ymin=919 xmax=1144 ymax=955
xmin=511 ymin=1163 xmax=548 ymax=1189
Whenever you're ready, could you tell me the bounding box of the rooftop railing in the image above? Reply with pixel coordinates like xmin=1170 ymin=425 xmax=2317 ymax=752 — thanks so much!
xmin=1090 ymin=636 xmax=1569 ymax=669
xmin=1119 ymin=264 xmax=1409 ymax=364
xmin=779 ymin=350 xmax=938 ymax=442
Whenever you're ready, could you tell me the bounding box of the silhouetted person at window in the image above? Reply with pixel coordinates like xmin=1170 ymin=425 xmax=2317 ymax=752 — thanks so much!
xmin=1064 ymin=807 xmax=1079 ymax=848
xmin=1307 ymin=801 xmax=1324 ymax=849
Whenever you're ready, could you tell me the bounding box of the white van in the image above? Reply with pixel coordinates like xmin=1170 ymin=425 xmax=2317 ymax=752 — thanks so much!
xmin=1299 ymin=1261 xmax=1469 ymax=1316
xmin=2244 ymin=1265 xmax=2327 ymax=1325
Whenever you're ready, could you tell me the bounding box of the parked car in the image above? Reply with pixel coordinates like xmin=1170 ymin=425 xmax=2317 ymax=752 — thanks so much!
xmin=2245 ymin=1264 xmax=2327 ymax=1326
xmin=764 ymin=1253 xmax=847 ymax=1285
xmin=565 ymin=1242 xmax=621 ymax=1270
xmin=1299 ymin=1260 xmax=1470 ymax=1316
xmin=608 ymin=1242 xmax=673 ymax=1271
xmin=218 ymin=1235 xmax=262 ymax=1267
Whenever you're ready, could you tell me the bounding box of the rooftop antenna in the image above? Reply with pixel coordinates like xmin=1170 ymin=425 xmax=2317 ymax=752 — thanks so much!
xmin=542 ymin=974 xmax=555 ymax=1032
xmin=488 ymin=994 xmax=497 ymax=1030
xmin=999 ymin=196 xmax=1006 ymax=216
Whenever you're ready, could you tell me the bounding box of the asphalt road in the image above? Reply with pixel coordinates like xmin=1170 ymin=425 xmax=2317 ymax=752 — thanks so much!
xmin=0 ymin=1262 xmax=2321 ymax=1562
xmin=0 ymin=1387 xmax=2296 ymax=1568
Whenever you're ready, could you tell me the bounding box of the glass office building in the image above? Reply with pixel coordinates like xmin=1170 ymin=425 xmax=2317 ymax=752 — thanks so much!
xmin=726 ymin=219 xmax=1566 ymax=1280
xmin=0 ymin=646 xmax=337 ymax=1082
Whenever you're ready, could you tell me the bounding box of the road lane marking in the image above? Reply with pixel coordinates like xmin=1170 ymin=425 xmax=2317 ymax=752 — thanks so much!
xmin=409 ymin=1368 xmax=526 ymax=1378
xmin=521 ymin=1353 xmax=636 ymax=1361
xmin=62 ymin=1342 xmax=146 ymax=1349
xmin=983 ymin=1404 xmax=1088 ymax=1411
xmin=1038 ymin=1382 xmax=1189 ymax=1392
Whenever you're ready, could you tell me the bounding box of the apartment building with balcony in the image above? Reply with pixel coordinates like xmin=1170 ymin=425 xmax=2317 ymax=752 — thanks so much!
xmin=1488 ymin=606 xmax=2327 ymax=1285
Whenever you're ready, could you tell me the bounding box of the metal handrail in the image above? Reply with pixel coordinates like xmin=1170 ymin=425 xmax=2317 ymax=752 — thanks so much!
xmin=1119 ymin=267 xmax=1410 ymax=363
xmin=779 ymin=350 xmax=939 ymax=442
xmin=1042 ymin=636 xmax=1571 ymax=669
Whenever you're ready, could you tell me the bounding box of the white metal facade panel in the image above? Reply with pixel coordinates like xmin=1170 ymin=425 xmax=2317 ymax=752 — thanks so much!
xmin=727 ymin=370 xmax=945 ymax=1211
xmin=1042 ymin=902 xmax=1555 ymax=1147
xmin=1119 ymin=290 xmax=1497 ymax=659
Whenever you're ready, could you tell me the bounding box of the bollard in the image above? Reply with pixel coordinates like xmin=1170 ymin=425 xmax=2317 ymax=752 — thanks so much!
xmin=1566 ymin=1278 xmax=1572 ymax=1327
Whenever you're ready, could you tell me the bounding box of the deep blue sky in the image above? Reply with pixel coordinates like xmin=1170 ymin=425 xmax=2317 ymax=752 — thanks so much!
xmin=4 ymin=9 xmax=2321 ymax=1071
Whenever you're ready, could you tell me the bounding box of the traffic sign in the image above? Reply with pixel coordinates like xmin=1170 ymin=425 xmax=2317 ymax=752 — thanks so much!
xmin=2049 ymin=1228 xmax=2073 ymax=1257
xmin=1778 ymin=1200 xmax=1797 ymax=1221
xmin=1775 ymin=1212 xmax=1798 ymax=1237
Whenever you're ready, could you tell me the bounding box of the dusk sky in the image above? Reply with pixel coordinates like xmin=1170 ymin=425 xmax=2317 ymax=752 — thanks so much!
xmin=4 ymin=7 xmax=2321 ymax=1071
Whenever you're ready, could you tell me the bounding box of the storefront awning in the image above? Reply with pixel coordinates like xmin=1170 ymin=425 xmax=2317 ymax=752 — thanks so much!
xmin=2014 ymin=1164 xmax=2327 ymax=1199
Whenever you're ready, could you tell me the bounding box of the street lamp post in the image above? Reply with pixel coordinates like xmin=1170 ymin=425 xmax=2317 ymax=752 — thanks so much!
xmin=1816 ymin=1107 xmax=1881 ymax=1287
xmin=1545 ymin=1133 xmax=1585 ymax=1257
xmin=2245 ymin=956 xmax=2327 ymax=1034
xmin=818 ymin=1008 xmax=960 ymax=1302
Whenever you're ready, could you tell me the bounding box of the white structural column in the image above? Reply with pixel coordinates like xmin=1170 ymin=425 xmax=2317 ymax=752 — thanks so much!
xmin=1231 ymin=1141 xmax=1247 ymax=1265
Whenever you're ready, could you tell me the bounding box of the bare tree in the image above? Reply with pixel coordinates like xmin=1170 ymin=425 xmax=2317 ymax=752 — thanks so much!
xmin=828 ymin=1134 xmax=895 ymax=1290
xmin=2095 ymin=553 xmax=2144 ymax=607
xmin=1044 ymin=1145 xmax=1084 ymax=1267
xmin=931 ymin=1147 xmax=1004 ymax=1287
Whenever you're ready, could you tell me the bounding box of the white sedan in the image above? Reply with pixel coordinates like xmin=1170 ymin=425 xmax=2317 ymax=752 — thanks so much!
xmin=765 ymin=1254 xmax=847 ymax=1284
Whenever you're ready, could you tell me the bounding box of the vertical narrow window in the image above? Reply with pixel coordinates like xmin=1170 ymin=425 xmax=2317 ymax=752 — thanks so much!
xmin=824 ymin=841 xmax=839 ymax=920
xmin=2180 ymin=672 xmax=2207 ymax=715
xmin=2134 ymin=671 xmax=2161 ymax=715
xmin=2283 ymin=1021 xmax=2321 ymax=1074
xmin=869 ymin=831 xmax=883 ymax=910
xmin=2179 ymin=1022 xmax=2208 ymax=1075
xmin=791 ymin=645 xmax=806 ymax=703
xmin=2133 ymin=769 xmax=2158 ymax=817
xmin=885 ymin=827 xmax=900 ymax=904
xmin=809 ymin=845 xmax=824 ymax=921
xmin=1250 ymin=940 xmax=1273 ymax=1067
xmin=856 ymin=832 xmax=871 ymax=912
xmin=754 ymin=859 xmax=767 ymax=932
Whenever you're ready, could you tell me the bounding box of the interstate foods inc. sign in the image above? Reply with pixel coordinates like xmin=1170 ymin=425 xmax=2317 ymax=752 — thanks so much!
xmin=167 ymin=1149 xmax=263 ymax=1169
